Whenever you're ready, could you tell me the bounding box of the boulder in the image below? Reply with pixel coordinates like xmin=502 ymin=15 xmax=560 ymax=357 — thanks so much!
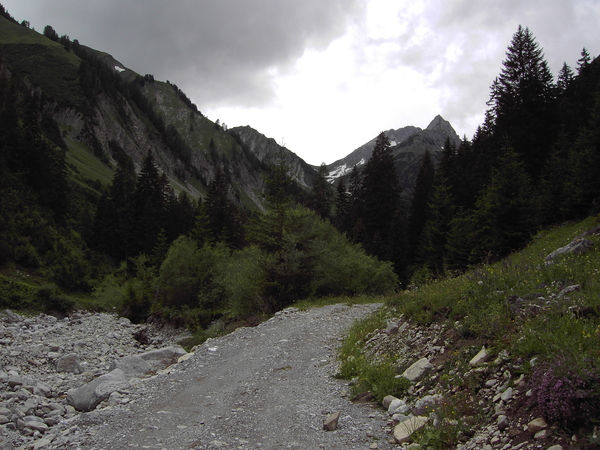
xmin=382 ymin=395 xmax=399 ymax=410
xmin=402 ymin=357 xmax=433 ymax=382
xmin=469 ymin=346 xmax=492 ymax=367
xmin=109 ymin=355 xmax=152 ymax=376
xmin=546 ymin=238 xmax=593 ymax=261
xmin=393 ymin=416 xmax=429 ymax=443
xmin=56 ymin=353 xmax=82 ymax=374
xmin=66 ymin=368 xmax=129 ymax=412
xmin=138 ymin=346 xmax=187 ymax=371
xmin=527 ymin=417 xmax=548 ymax=435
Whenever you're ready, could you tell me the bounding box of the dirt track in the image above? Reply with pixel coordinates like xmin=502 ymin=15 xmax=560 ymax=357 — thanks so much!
xmin=73 ymin=303 xmax=394 ymax=450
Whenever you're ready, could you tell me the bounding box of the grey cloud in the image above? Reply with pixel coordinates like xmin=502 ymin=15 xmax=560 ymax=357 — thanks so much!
xmin=12 ymin=0 xmax=364 ymax=107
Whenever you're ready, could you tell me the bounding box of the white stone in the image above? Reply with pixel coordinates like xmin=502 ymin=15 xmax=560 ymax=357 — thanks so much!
xmin=469 ymin=346 xmax=492 ymax=366
xmin=402 ymin=358 xmax=434 ymax=382
xmin=393 ymin=416 xmax=429 ymax=443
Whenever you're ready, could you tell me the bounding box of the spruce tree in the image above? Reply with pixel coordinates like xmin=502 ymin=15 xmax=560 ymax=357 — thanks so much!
xmin=360 ymin=132 xmax=402 ymax=262
xmin=408 ymin=150 xmax=435 ymax=262
xmin=486 ymin=25 xmax=557 ymax=180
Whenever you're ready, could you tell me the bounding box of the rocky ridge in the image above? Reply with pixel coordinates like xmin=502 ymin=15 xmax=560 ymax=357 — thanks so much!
xmin=0 ymin=310 xmax=191 ymax=449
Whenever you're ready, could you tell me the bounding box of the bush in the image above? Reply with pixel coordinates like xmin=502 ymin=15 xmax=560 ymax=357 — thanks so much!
xmin=35 ymin=285 xmax=75 ymax=315
xmin=529 ymin=359 xmax=600 ymax=429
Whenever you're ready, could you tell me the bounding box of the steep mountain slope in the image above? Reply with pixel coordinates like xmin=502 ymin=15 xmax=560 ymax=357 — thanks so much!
xmin=229 ymin=125 xmax=318 ymax=188
xmin=0 ymin=15 xmax=282 ymax=211
xmin=326 ymin=115 xmax=461 ymax=192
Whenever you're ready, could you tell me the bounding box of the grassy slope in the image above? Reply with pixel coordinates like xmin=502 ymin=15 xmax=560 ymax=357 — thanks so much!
xmin=338 ymin=215 xmax=600 ymax=399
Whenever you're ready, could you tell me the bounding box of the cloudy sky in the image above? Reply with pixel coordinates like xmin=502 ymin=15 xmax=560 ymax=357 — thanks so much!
xmin=4 ymin=1 xmax=600 ymax=165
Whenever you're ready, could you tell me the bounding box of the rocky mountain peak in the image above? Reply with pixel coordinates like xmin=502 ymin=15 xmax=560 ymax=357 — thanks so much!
xmin=425 ymin=115 xmax=460 ymax=141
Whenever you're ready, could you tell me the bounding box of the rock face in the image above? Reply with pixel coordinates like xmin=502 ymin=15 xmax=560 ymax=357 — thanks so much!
xmin=0 ymin=310 xmax=190 ymax=449
xmin=324 ymin=115 xmax=461 ymax=193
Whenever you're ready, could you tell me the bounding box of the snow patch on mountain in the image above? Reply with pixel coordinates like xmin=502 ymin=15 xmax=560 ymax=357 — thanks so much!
xmin=326 ymin=158 xmax=365 ymax=182
xmin=114 ymin=65 xmax=125 ymax=73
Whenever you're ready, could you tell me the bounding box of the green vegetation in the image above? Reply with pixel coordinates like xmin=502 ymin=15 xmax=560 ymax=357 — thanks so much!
xmin=336 ymin=215 xmax=600 ymax=437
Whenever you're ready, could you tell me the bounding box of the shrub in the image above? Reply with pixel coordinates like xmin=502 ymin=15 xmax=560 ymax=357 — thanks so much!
xmin=529 ymin=359 xmax=600 ymax=429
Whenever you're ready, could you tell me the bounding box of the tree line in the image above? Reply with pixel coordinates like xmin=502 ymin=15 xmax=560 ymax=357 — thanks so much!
xmin=324 ymin=26 xmax=600 ymax=283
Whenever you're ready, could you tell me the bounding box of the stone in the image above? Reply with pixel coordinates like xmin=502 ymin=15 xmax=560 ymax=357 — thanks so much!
xmin=352 ymin=391 xmax=375 ymax=403
xmin=387 ymin=398 xmax=406 ymax=415
xmin=382 ymin=395 xmax=399 ymax=410
xmin=0 ymin=436 xmax=14 ymax=450
xmin=534 ymin=429 xmax=548 ymax=440
xmin=7 ymin=374 xmax=23 ymax=388
xmin=547 ymin=446 xmax=563 ymax=450
xmin=109 ymin=355 xmax=152 ymax=376
xmin=497 ymin=414 xmax=509 ymax=431
xmin=66 ymin=368 xmax=129 ymax=412
xmin=412 ymin=395 xmax=440 ymax=415
xmin=138 ymin=346 xmax=187 ymax=371
xmin=393 ymin=416 xmax=429 ymax=443
xmin=33 ymin=438 xmax=54 ymax=450
xmin=469 ymin=346 xmax=492 ymax=367
xmin=402 ymin=358 xmax=434 ymax=382
xmin=500 ymin=387 xmax=513 ymax=402
xmin=546 ymin=238 xmax=593 ymax=261
xmin=33 ymin=382 xmax=52 ymax=398
xmin=323 ymin=411 xmax=340 ymax=431
xmin=385 ymin=321 xmax=399 ymax=335
xmin=56 ymin=353 xmax=82 ymax=374
xmin=527 ymin=417 xmax=548 ymax=434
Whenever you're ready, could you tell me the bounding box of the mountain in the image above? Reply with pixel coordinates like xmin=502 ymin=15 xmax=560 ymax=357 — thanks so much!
xmin=0 ymin=14 xmax=296 ymax=211
xmin=326 ymin=115 xmax=461 ymax=192
xmin=228 ymin=125 xmax=318 ymax=189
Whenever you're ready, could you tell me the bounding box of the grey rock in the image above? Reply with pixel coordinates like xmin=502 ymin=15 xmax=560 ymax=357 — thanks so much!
xmin=387 ymin=398 xmax=406 ymax=415
xmin=546 ymin=238 xmax=593 ymax=261
xmin=500 ymin=387 xmax=513 ymax=402
xmin=402 ymin=357 xmax=434 ymax=382
xmin=382 ymin=395 xmax=399 ymax=410
xmin=394 ymin=416 xmax=429 ymax=444
xmin=385 ymin=321 xmax=400 ymax=335
xmin=33 ymin=382 xmax=52 ymax=398
xmin=412 ymin=395 xmax=440 ymax=415
xmin=497 ymin=414 xmax=509 ymax=431
xmin=56 ymin=353 xmax=82 ymax=374
xmin=527 ymin=417 xmax=548 ymax=434
xmin=469 ymin=346 xmax=492 ymax=367
xmin=0 ymin=436 xmax=14 ymax=450
xmin=323 ymin=411 xmax=340 ymax=431
xmin=109 ymin=355 xmax=152 ymax=376
xmin=66 ymin=368 xmax=129 ymax=412
xmin=138 ymin=346 xmax=187 ymax=371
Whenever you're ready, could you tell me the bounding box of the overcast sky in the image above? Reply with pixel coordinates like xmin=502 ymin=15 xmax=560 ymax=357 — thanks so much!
xmin=4 ymin=1 xmax=600 ymax=165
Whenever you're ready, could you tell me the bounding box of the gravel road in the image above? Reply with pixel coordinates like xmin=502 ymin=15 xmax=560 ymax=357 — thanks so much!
xmin=73 ymin=303 xmax=394 ymax=450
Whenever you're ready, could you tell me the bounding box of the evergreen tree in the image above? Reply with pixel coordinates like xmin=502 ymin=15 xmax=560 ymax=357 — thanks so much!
xmin=557 ymin=62 xmax=575 ymax=93
xmin=132 ymin=152 xmax=166 ymax=256
xmin=486 ymin=25 xmax=557 ymax=180
xmin=577 ymin=48 xmax=591 ymax=74
xmin=205 ymin=167 xmax=244 ymax=247
xmin=309 ymin=164 xmax=334 ymax=219
xmin=360 ymin=132 xmax=402 ymax=261
xmin=408 ymin=150 xmax=435 ymax=262
xmin=333 ymin=177 xmax=351 ymax=232
xmin=417 ymin=175 xmax=456 ymax=276
xmin=471 ymin=148 xmax=537 ymax=260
